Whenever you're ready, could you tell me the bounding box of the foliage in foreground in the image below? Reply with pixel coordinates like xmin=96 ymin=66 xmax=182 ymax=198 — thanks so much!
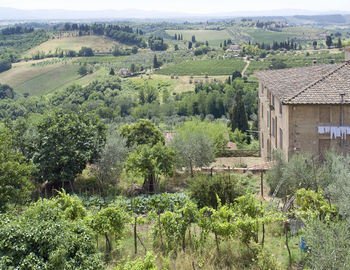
xmin=188 ymin=173 xmax=254 ymax=208
xmin=0 ymin=197 xmax=102 ymax=269
xmin=115 ymin=252 xmax=157 ymax=270
xmin=0 ymin=127 xmax=33 ymax=212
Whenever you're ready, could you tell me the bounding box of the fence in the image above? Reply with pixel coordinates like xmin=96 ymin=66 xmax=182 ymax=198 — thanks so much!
xmin=219 ymin=149 xmax=260 ymax=157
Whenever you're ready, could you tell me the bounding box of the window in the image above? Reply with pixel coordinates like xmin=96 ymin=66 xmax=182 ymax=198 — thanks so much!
xmin=272 ymin=118 xmax=275 ymax=137
xmin=319 ymin=106 xmax=330 ymax=123
xmin=261 ymin=133 xmax=264 ymax=148
xmin=279 ymin=102 xmax=282 ymax=114
xmin=279 ymin=128 xmax=283 ymax=149
xmin=261 ymin=104 xmax=264 ymax=118
xmin=267 ymin=110 xmax=270 ymax=130
xmin=272 ymin=95 xmax=275 ymax=106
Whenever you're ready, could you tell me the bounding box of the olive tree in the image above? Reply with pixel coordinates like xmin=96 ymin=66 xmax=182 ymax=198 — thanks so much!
xmin=126 ymin=142 xmax=175 ymax=193
xmin=92 ymin=128 xmax=128 ymax=198
xmin=170 ymin=128 xmax=215 ymax=177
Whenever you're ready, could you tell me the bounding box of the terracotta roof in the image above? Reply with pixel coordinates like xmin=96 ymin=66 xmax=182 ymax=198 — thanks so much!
xmin=256 ymin=62 xmax=350 ymax=104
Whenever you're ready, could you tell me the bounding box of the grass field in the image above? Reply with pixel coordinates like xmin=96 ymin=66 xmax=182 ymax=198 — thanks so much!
xmin=166 ymin=29 xmax=231 ymax=46
xmin=0 ymin=59 xmax=108 ymax=96
xmin=155 ymin=59 xmax=246 ymax=76
xmin=246 ymin=28 xmax=297 ymax=44
xmin=24 ymin=35 xmax=117 ymax=57
xmin=246 ymin=51 xmax=345 ymax=74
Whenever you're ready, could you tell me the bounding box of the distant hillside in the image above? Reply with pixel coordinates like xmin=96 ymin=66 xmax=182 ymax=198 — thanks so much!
xmin=24 ymin=35 xmax=117 ymax=58
xmin=0 ymin=7 xmax=350 ymax=21
xmin=293 ymin=14 xmax=347 ymax=24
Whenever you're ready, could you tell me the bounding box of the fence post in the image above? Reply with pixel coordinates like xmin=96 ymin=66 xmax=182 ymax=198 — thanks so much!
xmin=260 ymin=171 xmax=264 ymax=199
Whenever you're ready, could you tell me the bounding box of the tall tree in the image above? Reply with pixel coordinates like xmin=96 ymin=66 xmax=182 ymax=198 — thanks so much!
xmin=326 ymin=36 xmax=333 ymax=49
xmin=170 ymin=128 xmax=215 ymax=177
xmin=126 ymin=142 xmax=175 ymax=193
xmin=0 ymin=128 xmax=33 ymax=211
xmin=230 ymin=89 xmax=248 ymax=133
xmin=337 ymin=37 xmax=342 ymax=48
xmin=92 ymin=128 xmax=128 ymax=198
xmin=120 ymin=119 xmax=165 ymax=148
xmin=33 ymin=111 xmax=106 ymax=191
xmin=153 ymin=54 xmax=159 ymax=68
xmin=188 ymin=41 xmax=192 ymax=49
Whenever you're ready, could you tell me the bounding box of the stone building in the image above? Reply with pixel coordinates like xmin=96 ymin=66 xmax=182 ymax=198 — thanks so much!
xmin=257 ymin=48 xmax=350 ymax=160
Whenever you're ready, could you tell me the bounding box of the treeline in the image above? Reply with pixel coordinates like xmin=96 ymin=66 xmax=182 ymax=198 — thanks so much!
xmin=255 ymin=20 xmax=286 ymax=29
xmin=59 ymin=23 xmax=146 ymax=47
xmin=148 ymin=36 xmax=168 ymax=51
xmin=0 ymin=75 xmax=257 ymax=134
xmin=30 ymin=46 xmax=94 ymax=60
xmin=0 ymin=29 xmax=48 ymax=66
xmin=174 ymin=33 xmax=183 ymax=40
xmin=250 ymin=39 xmax=300 ymax=51
xmin=1 ymin=26 xmax=34 ymax=35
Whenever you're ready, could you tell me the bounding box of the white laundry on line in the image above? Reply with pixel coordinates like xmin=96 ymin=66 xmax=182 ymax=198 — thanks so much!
xmin=318 ymin=126 xmax=350 ymax=139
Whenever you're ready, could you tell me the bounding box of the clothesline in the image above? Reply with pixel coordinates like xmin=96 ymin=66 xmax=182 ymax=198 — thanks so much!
xmin=318 ymin=126 xmax=350 ymax=140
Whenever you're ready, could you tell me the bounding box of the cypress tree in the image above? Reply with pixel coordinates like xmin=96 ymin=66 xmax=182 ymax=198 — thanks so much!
xmin=230 ymin=89 xmax=248 ymax=133
xmin=153 ymin=54 xmax=159 ymax=68
xmin=338 ymin=37 xmax=342 ymax=48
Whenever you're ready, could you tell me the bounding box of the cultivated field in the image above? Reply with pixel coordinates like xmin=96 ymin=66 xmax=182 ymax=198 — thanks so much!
xmin=246 ymin=28 xmax=297 ymax=43
xmin=166 ymin=29 xmax=231 ymax=46
xmin=155 ymin=58 xmax=246 ymax=76
xmin=24 ymin=35 xmax=117 ymax=57
xmin=0 ymin=59 xmax=108 ymax=96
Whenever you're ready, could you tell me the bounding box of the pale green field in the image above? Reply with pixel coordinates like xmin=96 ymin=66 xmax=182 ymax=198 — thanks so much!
xmin=166 ymin=29 xmax=231 ymax=46
xmin=246 ymin=28 xmax=297 ymax=44
xmin=24 ymin=35 xmax=117 ymax=57
xmin=0 ymin=59 xmax=108 ymax=96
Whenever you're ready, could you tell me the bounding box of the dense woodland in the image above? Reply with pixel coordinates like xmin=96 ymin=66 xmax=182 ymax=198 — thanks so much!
xmin=0 ymin=17 xmax=350 ymax=269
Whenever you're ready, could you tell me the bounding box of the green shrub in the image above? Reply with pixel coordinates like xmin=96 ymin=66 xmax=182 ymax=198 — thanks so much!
xmin=188 ymin=174 xmax=247 ymax=208
xmin=256 ymin=247 xmax=283 ymax=270
xmin=0 ymin=198 xmax=102 ymax=269
xmin=115 ymin=252 xmax=157 ymax=270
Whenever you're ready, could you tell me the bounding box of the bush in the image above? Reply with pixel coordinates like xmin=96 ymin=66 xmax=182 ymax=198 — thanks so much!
xmin=188 ymin=174 xmax=247 ymax=208
xmin=0 ymin=56 xmax=11 ymax=73
xmin=256 ymin=247 xmax=282 ymax=270
xmin=78 ymin=47 xmax=94 ymax=57
xmin=303 ymin=219 xmax=350 ymax=270
xmin=0 ymin=198 xmax=102 ymax=269
xmin=115 ymin=252 xmax=157 ymax=270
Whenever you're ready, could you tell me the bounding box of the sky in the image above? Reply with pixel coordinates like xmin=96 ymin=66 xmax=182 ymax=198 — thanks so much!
xmin=0 ymin=0 xmax=350 ymax=14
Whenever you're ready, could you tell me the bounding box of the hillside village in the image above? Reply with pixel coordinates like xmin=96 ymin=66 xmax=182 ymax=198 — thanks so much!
xmin=1 ymin=7 xmax=350 ymax=270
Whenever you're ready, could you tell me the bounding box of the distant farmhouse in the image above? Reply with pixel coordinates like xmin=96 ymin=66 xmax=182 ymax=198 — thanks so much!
xmin=257 ymin=47 xmax=350 ymax=160
xmin=226 ymin=44 xmax=242 ymax=53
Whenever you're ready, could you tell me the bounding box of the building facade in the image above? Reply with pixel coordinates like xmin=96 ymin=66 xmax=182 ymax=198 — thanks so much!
xmin=257 ymin=49 xmax=350 ymax=160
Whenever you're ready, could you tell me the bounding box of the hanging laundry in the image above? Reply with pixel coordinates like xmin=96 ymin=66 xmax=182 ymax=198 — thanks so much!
xmin=340 ymin=127 xmax=347 ymax=140
xmin=318 ymin=126 xmax=325 ymax=134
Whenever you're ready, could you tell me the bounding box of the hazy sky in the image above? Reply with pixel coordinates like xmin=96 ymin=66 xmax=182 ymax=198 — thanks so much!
xmin=1 ymin=0 xmax=350 ymax=13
